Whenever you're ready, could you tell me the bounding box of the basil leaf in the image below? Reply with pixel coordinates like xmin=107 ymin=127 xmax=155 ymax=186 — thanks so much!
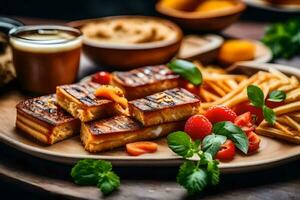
xmin=202 ymin=134 xmax=227 ymax=158
xmin=263 ymin=105 xmax=276 ymax=125
xmin=167 ymin=59 xmax=202 ymax=85
xmin=213 ymin=122 xmax=249 ymax=154
xmin=167 ymin=131 xmax=195 ymax=158
xmin=268 ymin=90 xmax=286 ymax=102
xmin=247 ymin=85 xmax=265 ymax=107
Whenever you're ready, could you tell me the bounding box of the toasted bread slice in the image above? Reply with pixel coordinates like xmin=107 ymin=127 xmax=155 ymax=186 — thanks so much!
xmin=16 ymin=95 xmax=80 ymax=145
xmin=129 ymin=88 xmax=201 ymax=126
xmin=81 ymin=115 xmax=184 ymax=152
xmin=56 ymin=82 xmax=115 ymax=122
xmin=112 ymin=65 xmax=179 ymax=100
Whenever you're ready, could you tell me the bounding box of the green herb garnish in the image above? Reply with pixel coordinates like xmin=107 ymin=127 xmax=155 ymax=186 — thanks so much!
xmin=268 ymin=90 xmax=286 ymax=102
xmin=247 ymin=85 xmax=284 ymax=125
xmin=202 ymin=134 xmax=227 ymax=157
xmin=71 ymin=159 xmax=120 ymax=195
xmin=167 ymin=132 xmax=220 ymax=195
xmin=167 ymin=59 xmax=202 ymax=85
xmin=262 ymin=18 xmax=300 ymax=59
xmin=213 ymin=122 xmax=249 ymax=154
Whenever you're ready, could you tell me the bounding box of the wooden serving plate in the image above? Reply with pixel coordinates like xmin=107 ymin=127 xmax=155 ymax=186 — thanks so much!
xmin=0 ymin=63 xmax=300 ymax=173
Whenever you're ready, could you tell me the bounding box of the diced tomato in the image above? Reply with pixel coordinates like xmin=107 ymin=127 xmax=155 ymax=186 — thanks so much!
xmin=215 ymin=140 xmax=236 ymax=161
xmin=234 ymin=112 xmax=256 ymax=135
xmin=126 ymin=141 xmax=158 ymax=156
xmin=91 ymin=71 xmax=111 ymax=85
xmin=232 ymin=101 xmax=263 ymax=125
xmin=247 ymin=131 xmax=261 ymax=153
xmin=179 ymin=79 xmax=199 ymax=95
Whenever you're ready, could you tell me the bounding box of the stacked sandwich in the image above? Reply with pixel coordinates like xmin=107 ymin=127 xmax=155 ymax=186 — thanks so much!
xmin=16 ymin=65 xmax=201 ymax=152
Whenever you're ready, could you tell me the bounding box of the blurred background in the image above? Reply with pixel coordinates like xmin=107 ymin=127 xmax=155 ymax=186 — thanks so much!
xmin=1 ymin=0 xmax=299 ymax=22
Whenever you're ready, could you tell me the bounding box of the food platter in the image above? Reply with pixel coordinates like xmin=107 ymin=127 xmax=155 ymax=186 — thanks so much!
xmin=1 ymin=62 xmax=300 ymax=173
xmin=243 ymin=0 xmax=300 ymax=12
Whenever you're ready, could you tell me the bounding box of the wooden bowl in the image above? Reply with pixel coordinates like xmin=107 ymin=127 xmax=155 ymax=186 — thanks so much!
xmin=156 ymin=0 xmax=246 ymax=32
xmin=68 ymin=16 xmax=183 ymax=70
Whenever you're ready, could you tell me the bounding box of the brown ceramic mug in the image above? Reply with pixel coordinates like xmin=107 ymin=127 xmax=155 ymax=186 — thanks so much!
xmin=9 ymin=25 xmax=82 ymax=94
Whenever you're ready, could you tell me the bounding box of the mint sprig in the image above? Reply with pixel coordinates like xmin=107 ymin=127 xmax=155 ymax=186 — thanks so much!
xmin=247 ymin=85 xmax=282 ymax=125
xmin=167 ymin=132 xmax=220 ymax=195
xmin=167 ymin=59 xmax=202 ymax=85
xmin=71 ymin=159 xmax=120 ymax=195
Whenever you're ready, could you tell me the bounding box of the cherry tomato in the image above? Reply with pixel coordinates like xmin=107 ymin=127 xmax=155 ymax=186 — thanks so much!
xmin=179 ymin=79 xmax=199 ymax=95
xmin=215 ymin=140 xmax=236 ymax=161
xmin=184 ymin=115 xmax=212 ymax=140
xmin=265 ymin=99 xmax=285 ymax=109
xmin=232 ymin=101 xmax=263 ymax=125
xmin=234 ymin=112 xmax=255 ymax=134
xmin=247 ymin=131 xmax=261 ymax=153
xmin=91 ymin=71 xmax=111 ymax=85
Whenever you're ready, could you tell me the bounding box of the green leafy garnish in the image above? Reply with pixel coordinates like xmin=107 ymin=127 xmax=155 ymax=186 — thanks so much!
xmin=167 ymin=131 xmax=220 ymax=195
xmin=268 ymin=90 xmax=286 ymax=102
xmin=167 ymin=59 xmax=202 ymax=85
xmin=262 ymin=18 xmax=300 ymax=59
xmin=247 ymin=85 xmax=282 ymax=125
xmin=71 ymin=159 xmax=120 ymax=195
xmin=202 ymin=134 xmax=227 ymax=157
xmin=167 ymin=131 xmax=198 ymax=158
xmin=213 ymin=122 xmax=249 ymax=154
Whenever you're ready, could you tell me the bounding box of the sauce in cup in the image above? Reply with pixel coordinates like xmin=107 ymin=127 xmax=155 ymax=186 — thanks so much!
xmin=9 ymin=25 xmax=82 ymax=94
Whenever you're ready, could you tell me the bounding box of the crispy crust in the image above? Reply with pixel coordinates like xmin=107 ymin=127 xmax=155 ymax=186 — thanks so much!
xmin=80 ymin=115 xmax=184 ymax=152
xmin=112 ymin=65 xmax=179 ymax=100
xmin=15 ymin=95 xmax=80 ymax=145
xmin=56 ymin=82 xmax=115 ymax=122
xmin=128 ymin=88 xmax=201 ymax=126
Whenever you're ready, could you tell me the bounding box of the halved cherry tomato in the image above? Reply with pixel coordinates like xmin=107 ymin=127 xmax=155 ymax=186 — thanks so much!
xmin=265 ymin=99 xmax=285 ymax=109
xmin=234 ymin=112 xmax=255 ymax=134
xmin=179 ymin=79 xmax=199 ymax=95
xmin=91 ymin=71 xmax=111 ymax=85
xmin=126 ymin=141 xmax=158 ymax=156
xmin=215 ymin=140 xmax=236 ymax=161
xmin=232 ymin=101 xmax=263 ymax=125
xmin=247 ymin=131 xmax=261 ymax=154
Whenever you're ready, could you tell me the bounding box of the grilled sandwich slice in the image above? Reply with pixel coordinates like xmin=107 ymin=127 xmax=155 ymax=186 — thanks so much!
xmin=112 ymin=65 xmax=180 ymax=100
xmin=16 ymin=95 xmax=80 ymax=145
xmin=81 ymin=115 xmax=184 ymax=152
xmin=129 ymin=88 xmax=201 ymax=126
xmin=56 ymin=82 xmax=115 ymax=122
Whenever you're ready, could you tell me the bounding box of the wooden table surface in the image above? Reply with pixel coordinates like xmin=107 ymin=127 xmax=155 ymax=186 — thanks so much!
xmin=1 ymin=17 xmax=300 ymax=200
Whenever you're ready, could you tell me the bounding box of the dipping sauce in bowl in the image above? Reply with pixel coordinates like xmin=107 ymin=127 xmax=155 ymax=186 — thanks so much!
xmin=9 ymin=25 xmax=82 ymax=94
xmin=69 ymin=16 xmax=182 ymax=69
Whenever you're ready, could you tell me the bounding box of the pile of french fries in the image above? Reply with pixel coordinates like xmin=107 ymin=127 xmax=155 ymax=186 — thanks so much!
xmin=197 ymin=63 xmax=300 ymax=144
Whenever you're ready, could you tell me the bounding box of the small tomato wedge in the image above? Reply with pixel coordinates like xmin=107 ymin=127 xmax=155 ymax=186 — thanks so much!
xmin=233 ymin=101 xmax=263 ymax=125
xmin=247 ymin=131 xmax=261 ymax=154
xmin=234 ymin=112 xmax=255 ymax=134
xmin=126 ymin=141 xmax=158 ymax=156
xmin=265 ymin=99 xmax=285 ymax=108
xmin=215 ymin=140 xmax=235 ymax=161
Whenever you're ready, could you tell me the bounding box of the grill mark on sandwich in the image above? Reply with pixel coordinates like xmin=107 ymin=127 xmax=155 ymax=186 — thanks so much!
xmin=88 ymin=116 xmax=141 ymax=135
xmin=130 ymin=88 xmax=200 ymax=111
xmin=16 ymin=94 xmax=76 ymax=126
xmin=60 ymin=82 xmax=111 ymax=106
xmin=129 ymin=88 xmax=200 ymax=112
xmin=114 ymin=65 xmax=179 ymax=87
